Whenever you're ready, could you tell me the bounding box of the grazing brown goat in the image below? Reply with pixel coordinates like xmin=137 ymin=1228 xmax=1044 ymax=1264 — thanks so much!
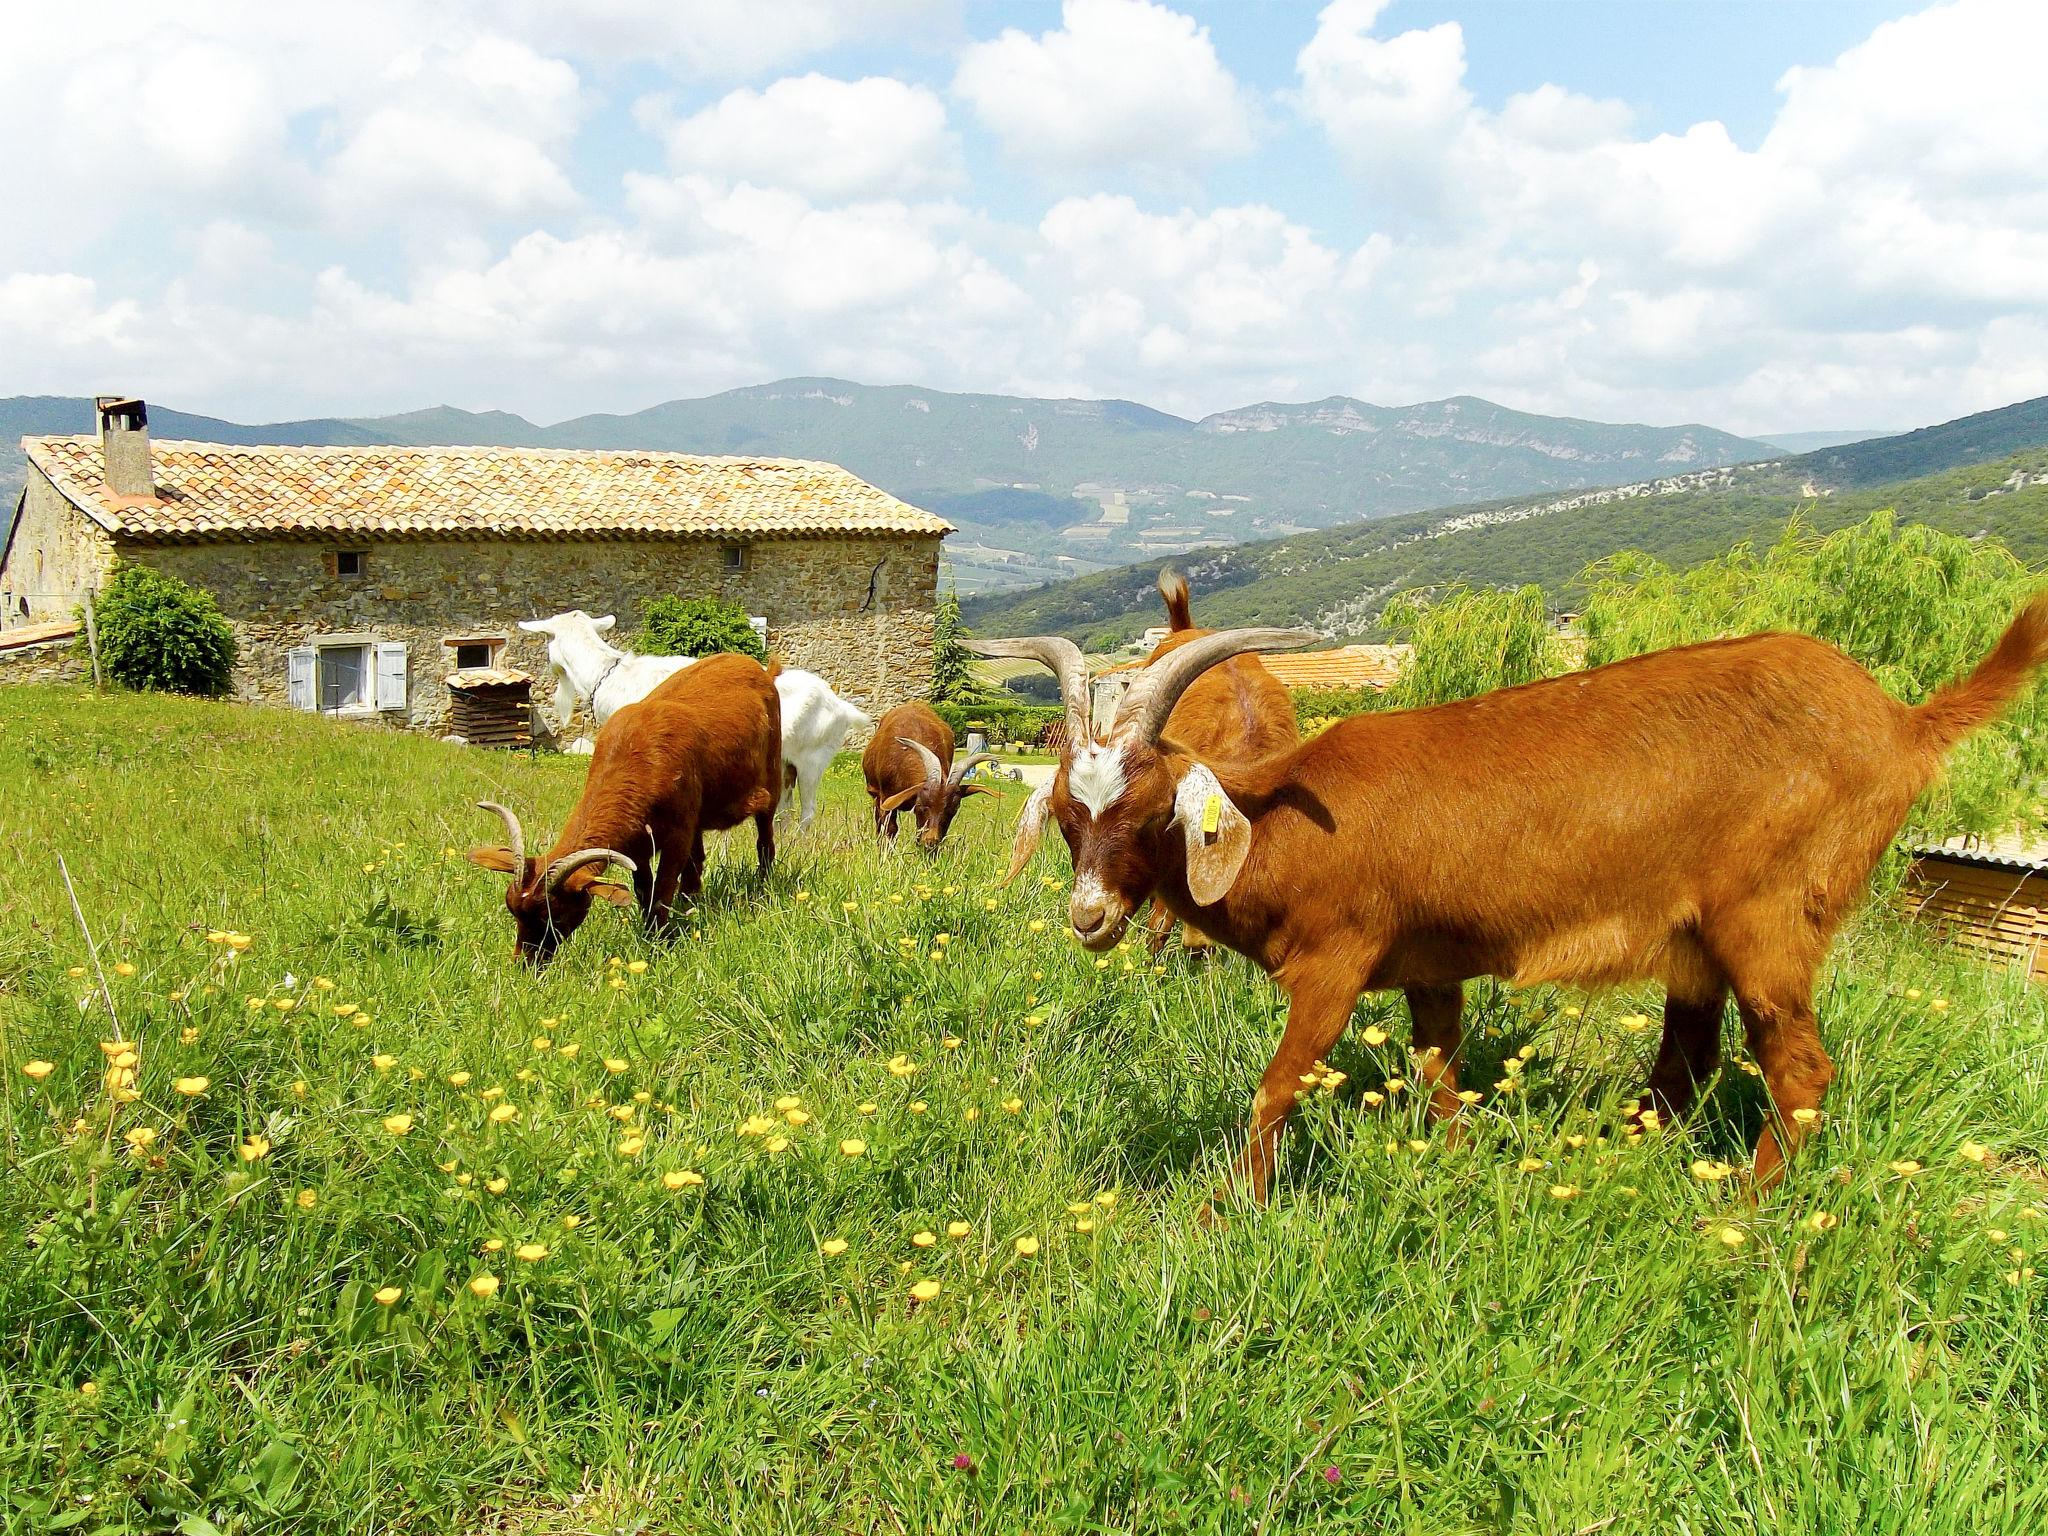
xmin=1023 ymin=567 xmax=1300 ymax=953
xmin=862 ymin=701 xmax=997 ymax=848
xmin=470 ymin=652 xmax=782 ymax=965
xmin=973 ymin=597 xmax=2048 ymax=1208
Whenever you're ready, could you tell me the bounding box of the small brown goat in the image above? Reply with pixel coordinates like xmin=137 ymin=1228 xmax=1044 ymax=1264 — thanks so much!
xmin=470 ymin=652 xmax=782 ymax=964
xmin=862 ymin=701 xmax=997 ymax=848
xmin=974 ymin=597 xmax=2048 ymax=1208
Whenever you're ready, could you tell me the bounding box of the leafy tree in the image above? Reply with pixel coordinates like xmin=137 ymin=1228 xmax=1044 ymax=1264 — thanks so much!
xmin=931 ymin=586 xmax=973 ymax=702
xmin=1385 ymin=583 xmax=1553 ymax=707
xmin=87 ymin=565 xmax=237 ymax=696
xmin=1582 ymin=510 xmax=2048 ymax=834
xmin=641 ymin=595 xmax=766 ymax=660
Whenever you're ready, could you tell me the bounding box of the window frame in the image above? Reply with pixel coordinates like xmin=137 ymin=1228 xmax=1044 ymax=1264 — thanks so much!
xmin=333 ymin=549 xmax=368 ymax=579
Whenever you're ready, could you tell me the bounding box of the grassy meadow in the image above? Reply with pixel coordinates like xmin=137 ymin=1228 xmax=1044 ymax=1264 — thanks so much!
xmin=3 ymin=684 xmax=2048 ymax=1533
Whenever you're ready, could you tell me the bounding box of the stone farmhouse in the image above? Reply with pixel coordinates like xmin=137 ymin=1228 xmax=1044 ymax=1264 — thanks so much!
xmin=1 ymin=399 xmax=951 ymax=737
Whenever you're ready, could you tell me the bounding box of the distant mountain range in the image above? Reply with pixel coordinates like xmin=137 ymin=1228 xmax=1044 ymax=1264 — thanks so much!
xmin=1755 ymin=429 xmax=1898 ymax=453
xmin=0 ymin=381 xmax=1771 ymax=590
xmin=961 ymin=394 xmax=2048 ymax=647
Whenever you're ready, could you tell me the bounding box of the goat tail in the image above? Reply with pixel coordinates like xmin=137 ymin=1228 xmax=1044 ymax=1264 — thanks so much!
xmin=1159 ymin=566 xmax=1194 ymax=631
xmin=763 ymin=658 xmax=784 ymax=684
xmin=1913 ymin=591 xmax=2048 ymax=761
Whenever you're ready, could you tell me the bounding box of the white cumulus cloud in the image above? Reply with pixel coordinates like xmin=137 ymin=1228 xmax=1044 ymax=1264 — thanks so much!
xmin=652 ymin=75 xmax=961 ymax=202
xmin=954 ymin=0 xmax=1255 ymax=180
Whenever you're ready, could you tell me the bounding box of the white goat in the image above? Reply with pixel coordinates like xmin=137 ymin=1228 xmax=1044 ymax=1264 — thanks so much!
xmin=519 ymin=610 xmax=870 ymax=829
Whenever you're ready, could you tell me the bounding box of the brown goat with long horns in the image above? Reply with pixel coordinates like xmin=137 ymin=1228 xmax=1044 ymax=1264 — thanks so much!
xmin=470 ymin=652 xmax=783 ymax=965
xmin=973 ymin=597 xmax=2048 ymax=1209
xmin=861 ymin=700 xmax=998 ymax=849
xmin=1081 ymin=567 xmax=1299 ymax=953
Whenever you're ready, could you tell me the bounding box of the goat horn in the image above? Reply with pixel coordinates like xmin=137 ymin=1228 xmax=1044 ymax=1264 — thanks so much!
xmin=542 ymin=847 xmax=638 ymax=892
xmin=1113 ymin=628 xmax=1322 ymax=745
xmin=477 ymin=801 xmax=526 ymax=882
xmin=948 ymin=751 xmax=998 ymax=788
xmin=965 ymin=635 xmax=1091 ymax=744
xmin=899 ymin=737 xmax=946 ymax=790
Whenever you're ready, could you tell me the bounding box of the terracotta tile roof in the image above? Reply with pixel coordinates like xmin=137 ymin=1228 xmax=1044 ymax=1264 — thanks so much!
xmin=23 ymin=436 xmax=951 ymax=543
xmin=1258 ymin=644 xmax=1409 ymax=692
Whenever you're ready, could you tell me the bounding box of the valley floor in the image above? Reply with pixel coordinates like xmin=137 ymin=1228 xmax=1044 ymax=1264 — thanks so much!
xmin=2 ymin=686 xmax=2046 ymax=1533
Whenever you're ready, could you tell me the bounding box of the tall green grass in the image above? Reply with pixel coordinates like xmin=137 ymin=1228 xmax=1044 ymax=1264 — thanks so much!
xmin=2 ymin=686 xmax=2046 ymax=1534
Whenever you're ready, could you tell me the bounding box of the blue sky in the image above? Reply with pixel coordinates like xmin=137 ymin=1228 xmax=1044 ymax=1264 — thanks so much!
xmin=2 ymin=1 xmax=2041 ymax=436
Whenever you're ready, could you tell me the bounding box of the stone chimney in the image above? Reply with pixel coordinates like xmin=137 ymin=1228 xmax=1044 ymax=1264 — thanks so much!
xmin=96 ymin=396 xmax=153 ymax=498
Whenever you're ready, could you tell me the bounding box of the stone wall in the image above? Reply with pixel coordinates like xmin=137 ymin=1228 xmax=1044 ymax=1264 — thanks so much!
xmin=1 ymin=470 xmax=115 ymax=630
xmin=0 ymin=634 xmax=90 ymax=687
xmin=127 ymin=533 xmax=940 ymax=737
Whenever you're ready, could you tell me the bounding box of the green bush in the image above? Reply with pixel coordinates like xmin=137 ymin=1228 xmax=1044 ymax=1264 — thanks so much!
xmin=87 ymin=566 xmax=236 ymax=696
xmin=930 ymin=699 xmax=1062 ymax=746
xmin=1385 ymin=583 xmax=1553 ymax=707
xmin=1292 ymin=685 xmax=1387 ymax=730
xmin=641 ymin=595 xmax=766 ymax=660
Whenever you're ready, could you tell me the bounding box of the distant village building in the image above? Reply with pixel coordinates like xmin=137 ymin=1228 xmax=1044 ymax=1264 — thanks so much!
xmin=1258 ymin=644 xmax=1410 ymax=693
xmin=2 ymin=399 xmax=950 ymax=736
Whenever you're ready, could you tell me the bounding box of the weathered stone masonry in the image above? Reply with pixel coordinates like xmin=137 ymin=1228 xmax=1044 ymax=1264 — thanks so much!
xmin=136 ymin=533 xmax=940 ymax=735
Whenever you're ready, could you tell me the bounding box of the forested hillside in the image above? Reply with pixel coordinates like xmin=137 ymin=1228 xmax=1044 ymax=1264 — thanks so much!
xmin=963 ymin=453 xmax=2048 ymax=647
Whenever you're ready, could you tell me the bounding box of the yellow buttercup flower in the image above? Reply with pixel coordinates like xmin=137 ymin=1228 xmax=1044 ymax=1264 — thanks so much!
xmin=887 ymin=1055 xmax=917 ymax=1077
xmin=1959 ymin=1141 xmax=1991 ymax=1164
xmin=784 ymin=1108 xmax=811 ymax=1126
xmin=774 ymin=1094 xmax=802 ymax=1111
xmin=1001 ymin=1097 xmax=1023 ymax=1114
xmin=626 ymin=960 xmax=649 ymax=975
xmin=381 ymin=1113 xmax=414 ymax=1136
xmin=1014 ymin=1235 xmax=1041 ymax=1256
xmin=946 ymin=1221 xmax=972 ymax=1239
xmin=1804 ymin=1211 xmax=1838 ymax=1233
xmin=296 ymin=1189 xmax=318 ymax=1210
xmin=374 ymin=1285 xmax=402 ymax=1306
xmin=22 ymin=1060 xmax=54 ymax=1082
xmin=515 ymin=1243 xmax=549 ymax=1262
xmin=488 ymin=1103 xmax=518 ymax=1124
xmin=239 ymin=1135 xmax=271 ymax=1162
xmin=662 ymin=1169 xmax=703 ymax=1190
xmin=485 ymin=1177 xmax=509 ymax=1195
xmin=909 ymin=1278 xmax=941 ymax=1302
xmin=604 ymin=1058 xmax=629 ymax=1074
xmin=1549 ymin=1184 xmax=1578 ymax=1200
xmin=468 ymin=1274 xmax=500 ymax=1299
xmin=372 ymin=1054 xmax=397 ymax=1072
xmin=447 ymin=1071 xmax=472 ymax=1087
xmin=562 ymin=1213 xmax=583 ymax=1229
xmin=1716 ymin=1226 xmax=1747 ymax=1248
xmin=1516 ymin=1156 xmax=1546 ymax=1173
xmin=617 ymin=1135 xmax=646 ymax=1157
xmin=112 ymin=961 xmax=136 ymax=977
xmin=765 ymin=1135 xmax=790 ymax=1153
xmin=1889 ymin=1159 xmax=1922 ymax=1177
xmin=124 ymin=1126 xmax=157 ymax=1151
xmin=821 ymin=1237 xmax=848 ymax=1256
xmin=174 ymin=1076 xmax=210 ymax=1097
xmin=908 ymin=1100 xmax=927 ymax=1114
xmin=839 ymin=1138 xmax=867 ymax=1157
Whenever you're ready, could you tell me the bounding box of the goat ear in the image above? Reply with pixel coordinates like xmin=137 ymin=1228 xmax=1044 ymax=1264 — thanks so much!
xmin=958 ymin=782 xmax=997 ymax=798
xmin=1174 ymin=763 xmax=1251 ymax=907
xmin=1002 ymin=781 xmax=1054 ymax=886
xmin=467 ymin=846 xmax=520 ymax=874
xmin=585 ymin=881 xmax=635 ymax=907
xmin=879 ymin=785 xmax=922 ymax=815
xmin=593 ymin=614 xmax=617 ymax=632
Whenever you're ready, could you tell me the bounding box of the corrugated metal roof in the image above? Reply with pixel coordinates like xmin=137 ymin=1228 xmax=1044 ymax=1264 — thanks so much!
xmin=23 ymin=436 xmax=952 ymax=543
xmin=1907 ymin=832 xmax=2048 ymax=874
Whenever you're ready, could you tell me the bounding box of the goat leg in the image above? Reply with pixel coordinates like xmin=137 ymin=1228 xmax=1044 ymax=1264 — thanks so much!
xmin=1405 ymin=983 xmax=1468 ymax=1137
xmin=1208 ymin=963 xmax=1366 ymax=1217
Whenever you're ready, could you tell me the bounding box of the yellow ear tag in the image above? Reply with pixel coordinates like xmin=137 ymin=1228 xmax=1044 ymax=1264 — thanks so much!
xmin=1201 ymin=792 xmax=1223 ymax=838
